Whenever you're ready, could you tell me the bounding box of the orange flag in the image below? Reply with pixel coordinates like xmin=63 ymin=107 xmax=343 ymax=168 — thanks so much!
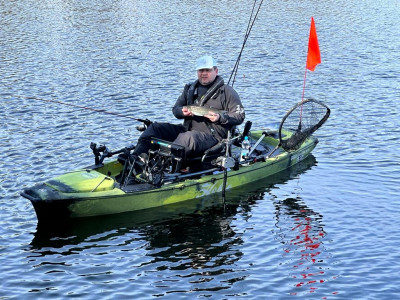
xmin=306 ymin=17 xmax=321 ymax=72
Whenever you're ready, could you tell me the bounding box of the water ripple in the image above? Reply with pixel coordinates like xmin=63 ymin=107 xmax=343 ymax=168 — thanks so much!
xmin=1 ymin=0 xmax=400 ymax=299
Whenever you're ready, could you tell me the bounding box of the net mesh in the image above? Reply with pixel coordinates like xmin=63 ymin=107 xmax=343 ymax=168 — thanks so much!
xmin=280 ymin=99 xmax=330 ymax=151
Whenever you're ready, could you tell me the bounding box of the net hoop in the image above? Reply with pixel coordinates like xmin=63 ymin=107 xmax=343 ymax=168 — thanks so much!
xmin=279 ymin=98 xmax=330 ymax=152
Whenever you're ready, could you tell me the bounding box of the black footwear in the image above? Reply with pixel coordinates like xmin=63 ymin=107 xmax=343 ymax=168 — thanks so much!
xmin=134 ymin=153 xmax=148 ymax=173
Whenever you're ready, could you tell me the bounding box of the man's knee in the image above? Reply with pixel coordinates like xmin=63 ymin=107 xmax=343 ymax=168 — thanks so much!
xmin=174 ymin=132 xmax=210 ymax=157
xmin=174 ymin=132 xmax=193 ymax=148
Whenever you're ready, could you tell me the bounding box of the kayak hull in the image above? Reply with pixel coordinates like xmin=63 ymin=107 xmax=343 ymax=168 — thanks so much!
xmin=21 ymin=130 xmax=318 ymax=221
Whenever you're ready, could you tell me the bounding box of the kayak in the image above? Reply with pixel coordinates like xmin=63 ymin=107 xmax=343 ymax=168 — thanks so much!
xmin=21 ymin=99 xmax=330 ymax=222
xmin=30 ymin=154 xmax=317 ymax=248
xmin=21 ymin=128 xmax=316 ymax=221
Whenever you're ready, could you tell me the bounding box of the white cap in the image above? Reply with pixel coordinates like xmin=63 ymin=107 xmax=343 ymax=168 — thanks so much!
xmin=196 ymin=55 xmax=217 ymax=70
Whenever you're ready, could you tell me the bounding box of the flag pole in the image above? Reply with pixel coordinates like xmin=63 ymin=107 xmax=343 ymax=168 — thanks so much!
xmin=301 ymin=66 xmax=308 ymax=102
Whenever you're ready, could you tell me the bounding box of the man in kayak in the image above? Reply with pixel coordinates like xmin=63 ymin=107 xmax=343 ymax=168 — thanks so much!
xmin=132 ymin=55 xmax=245 ymax=162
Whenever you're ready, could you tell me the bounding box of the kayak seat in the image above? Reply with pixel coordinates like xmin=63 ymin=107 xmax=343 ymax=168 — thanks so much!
xmin=189 ymin=125 xmax=241 ymax=169
xmin=185 ymin=142 xmax=226 ymax=171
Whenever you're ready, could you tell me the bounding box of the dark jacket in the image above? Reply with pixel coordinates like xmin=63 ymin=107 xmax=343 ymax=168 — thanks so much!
xmin=172 ymin=76 xmax=245 ymax=141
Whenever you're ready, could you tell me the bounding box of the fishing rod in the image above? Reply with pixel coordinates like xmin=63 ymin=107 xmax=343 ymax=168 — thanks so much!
xmin=12 ymin=94 xmax=152 ymax=128
xmin=228 ymin=0 xmax=264 ymax=87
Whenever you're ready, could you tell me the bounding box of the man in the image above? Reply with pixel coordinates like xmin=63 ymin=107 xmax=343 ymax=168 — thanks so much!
xmin=132 ymin=55 xmax=245 ymax=161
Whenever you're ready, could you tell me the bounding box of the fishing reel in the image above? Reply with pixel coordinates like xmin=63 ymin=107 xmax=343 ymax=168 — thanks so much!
xmin=214 ymin=156 xmax=236 ymax=169
xmin=136 ymin=124 xmax=147 ymax=132
xmin=136 ymin=118 xmax=152 ymax=132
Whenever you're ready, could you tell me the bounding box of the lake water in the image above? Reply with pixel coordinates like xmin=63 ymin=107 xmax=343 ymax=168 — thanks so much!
xmin=1 ymin=0 xmax=400 ymax=299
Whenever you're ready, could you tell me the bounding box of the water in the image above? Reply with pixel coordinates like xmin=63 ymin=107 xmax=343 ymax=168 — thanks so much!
xmin=1 ymin=0 xmax=400 ymax=299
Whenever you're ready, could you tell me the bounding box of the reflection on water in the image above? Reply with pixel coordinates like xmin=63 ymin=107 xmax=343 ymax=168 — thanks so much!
xmin=273 ymin=196 xmax=337 ymax=296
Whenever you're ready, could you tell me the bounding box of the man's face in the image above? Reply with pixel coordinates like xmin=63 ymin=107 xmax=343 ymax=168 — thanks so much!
xmin=197 ymin=67 xmax=218 ymax=85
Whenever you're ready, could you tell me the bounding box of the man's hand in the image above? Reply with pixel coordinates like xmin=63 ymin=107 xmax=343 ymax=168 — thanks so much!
xmin=204 ymin=111 xmax=220 ymax=123
xmin=182 ymin=107 xmax=193 ymax=117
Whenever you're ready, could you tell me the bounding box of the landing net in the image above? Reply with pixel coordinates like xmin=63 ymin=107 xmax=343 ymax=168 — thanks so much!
xmin=279 ymin=98 xmax=330 ymax=151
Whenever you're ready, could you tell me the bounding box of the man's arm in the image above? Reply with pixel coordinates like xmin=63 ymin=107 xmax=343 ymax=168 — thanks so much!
xmin=172 ymin=83 xmax=191 ymax=119
xmin=218 ymin=86 xmax=245 ymax=126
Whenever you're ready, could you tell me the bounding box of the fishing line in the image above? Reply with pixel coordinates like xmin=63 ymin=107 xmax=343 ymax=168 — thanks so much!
xmin=228 ymin=0 xmax=258 ymax=85
xmin=11 ymin=94 xmax=151 ymax=125
xmin=228 ymin=0 xmax=264 ymax=87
